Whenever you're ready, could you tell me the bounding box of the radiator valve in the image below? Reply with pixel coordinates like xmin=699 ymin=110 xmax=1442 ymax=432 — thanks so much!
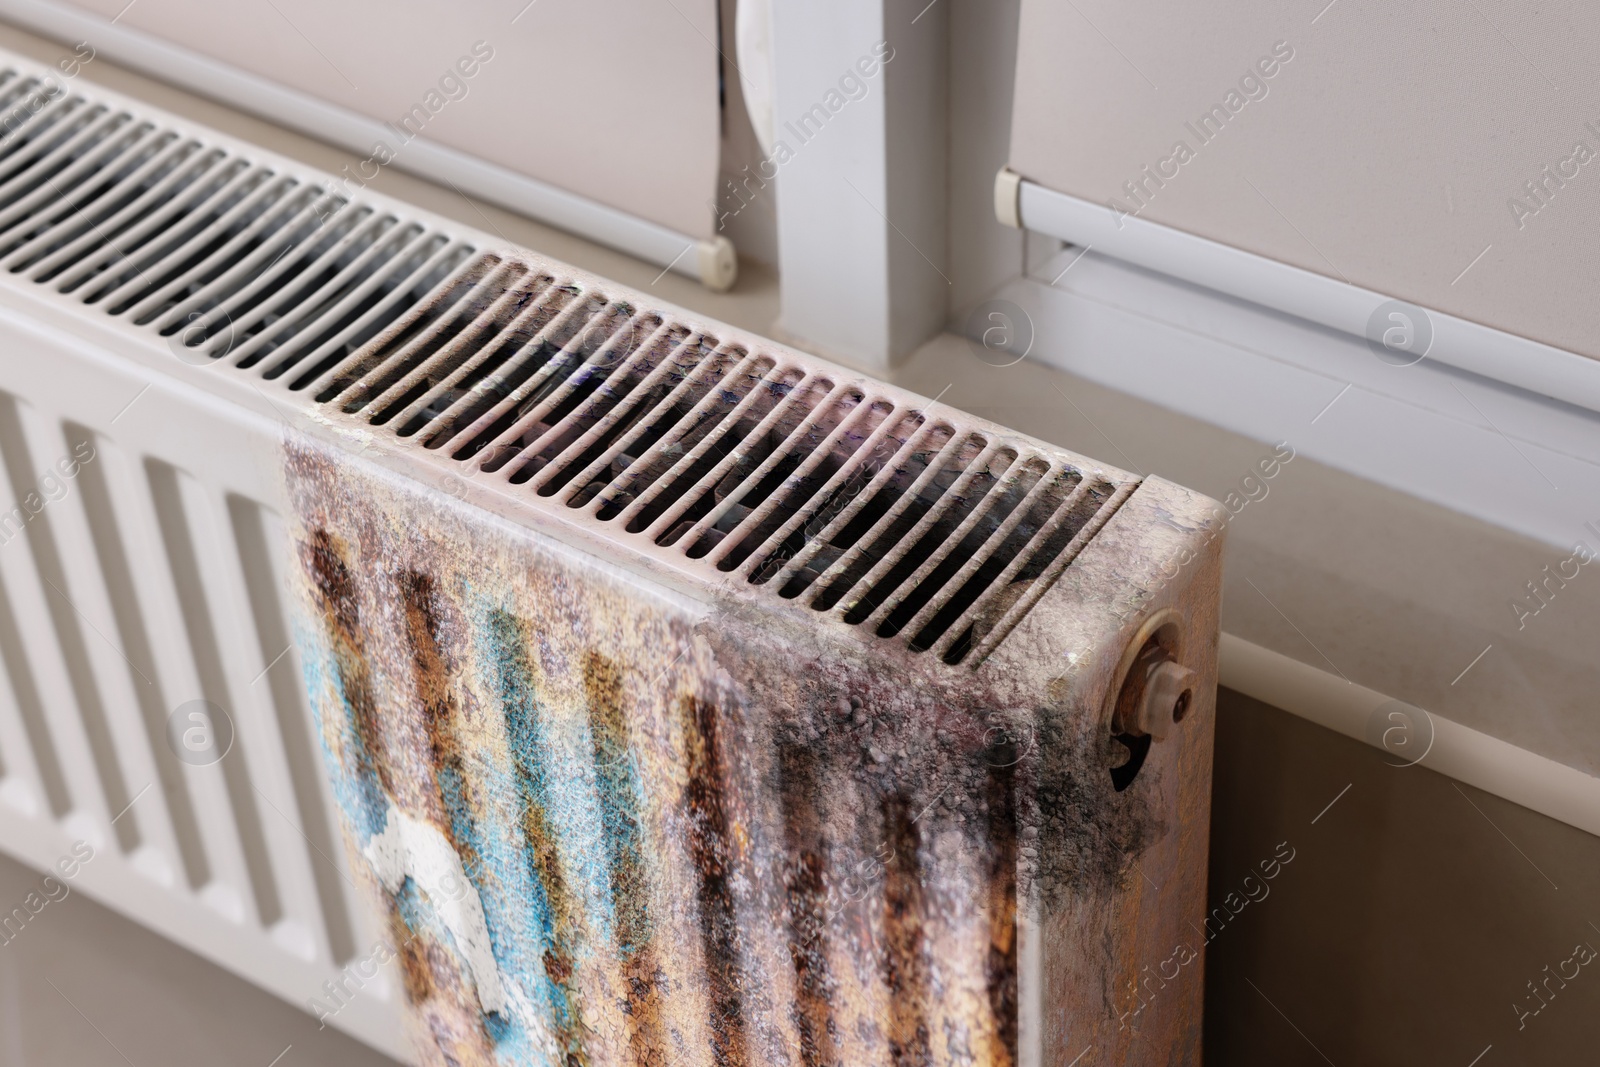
xmin=1115 ymin=643 xmax=1196 ymax=742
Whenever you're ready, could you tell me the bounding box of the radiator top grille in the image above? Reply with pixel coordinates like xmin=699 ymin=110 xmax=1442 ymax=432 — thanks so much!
xmin=0 ymin=65 xmax=1136 ymax=667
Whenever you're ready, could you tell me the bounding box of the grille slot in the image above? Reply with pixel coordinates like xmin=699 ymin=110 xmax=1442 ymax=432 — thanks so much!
xmin=0 ymin=57 xmax=1137 ymax=666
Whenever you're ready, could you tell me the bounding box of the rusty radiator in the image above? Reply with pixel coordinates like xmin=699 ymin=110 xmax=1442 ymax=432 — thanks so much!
xmin=279 ymin=251 xmax=1224 ymax=1066
xmin=0 ymin=46 xmax=1222 ymax=1066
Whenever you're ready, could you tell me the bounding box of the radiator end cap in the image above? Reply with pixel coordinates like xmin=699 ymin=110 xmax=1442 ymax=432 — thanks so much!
xmin=995 ymin=166 xmax=1023 ymax=228
xmin=698 ymin=235 xmax=739 ymax=291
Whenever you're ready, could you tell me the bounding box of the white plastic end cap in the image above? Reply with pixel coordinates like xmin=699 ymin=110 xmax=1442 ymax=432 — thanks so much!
xmin=994 ymin=167 xmax=1023 ymax=229
xmin=698 ymin=236 xmax=738 ymax=292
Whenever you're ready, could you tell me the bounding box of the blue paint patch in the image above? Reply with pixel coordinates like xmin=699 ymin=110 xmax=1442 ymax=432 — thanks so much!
xmin=292 ymin=617 xmax=387 ymax=841
xmin=479 ymin=604 xmax=617 ymax=942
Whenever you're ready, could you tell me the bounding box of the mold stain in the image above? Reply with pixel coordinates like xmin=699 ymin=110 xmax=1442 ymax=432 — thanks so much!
xmin=679 ymin=695 xmax=750 ymax=1067
xmin=401 ymin=573 xmax=488 ymax=889
xmin=302 ymin=530 xmax=501 ymax=1058
xmin=984 ymin=764 xmax=1019 ymax=1067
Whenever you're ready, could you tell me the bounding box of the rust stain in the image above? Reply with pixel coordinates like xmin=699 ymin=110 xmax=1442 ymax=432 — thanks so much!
xmin=779 ymin=741 xmax=838 ymax=1067
xmin=880 ymin=796 xmax=931 ymax=1067
xmin=583 ymin=651 xmax=671 ymax=1066
xmin=400 ymin=572 xmax=456 ymax=786
xmin=302 ymin=528 xmax=399 ymax=816
xmin=388 ymin=896 xmax=434 ymax=1005
xmin=679 ymin=695 xmax=750 ymax=1067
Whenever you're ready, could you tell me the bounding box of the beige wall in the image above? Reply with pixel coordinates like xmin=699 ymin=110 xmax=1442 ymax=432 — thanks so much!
xmin=1204 ymin=689 xmax=1600 ymax=1065
xmin=58 ymin=0 xmax=722 ymax=238
xmin=1010 ymin=0 xmax=1600 ymax=360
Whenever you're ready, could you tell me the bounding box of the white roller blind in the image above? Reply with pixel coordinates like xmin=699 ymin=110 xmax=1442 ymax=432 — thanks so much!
xmin=60 ymin=0 xmax=722 ymax=239
xmin=1009 ymin=0 xmax=1600 ymax=361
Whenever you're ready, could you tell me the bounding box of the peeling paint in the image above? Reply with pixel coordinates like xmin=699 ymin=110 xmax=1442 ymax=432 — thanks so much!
xmin=364 ymin=803 xmax=509 ymax=1014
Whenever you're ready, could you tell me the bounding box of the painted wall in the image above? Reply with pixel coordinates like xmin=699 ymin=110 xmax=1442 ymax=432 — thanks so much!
xmin=1206 ymin=689 xmax=1600 ymax=1065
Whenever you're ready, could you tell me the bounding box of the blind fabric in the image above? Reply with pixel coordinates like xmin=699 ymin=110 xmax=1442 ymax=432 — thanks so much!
xmin=61 ymin=0 xmax=722 ymax=239
xmin=1009 ymin=0 xmax=1600 ymax=361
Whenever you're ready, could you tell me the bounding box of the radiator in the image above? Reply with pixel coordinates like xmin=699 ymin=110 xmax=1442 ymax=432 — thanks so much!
xmin=0 ymin=45 xmax=1224 ymax=1067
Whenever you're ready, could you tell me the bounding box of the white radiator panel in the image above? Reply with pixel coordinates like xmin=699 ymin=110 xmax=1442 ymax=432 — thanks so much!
xmin=0 ymin=307 xmax=407 ymax=1059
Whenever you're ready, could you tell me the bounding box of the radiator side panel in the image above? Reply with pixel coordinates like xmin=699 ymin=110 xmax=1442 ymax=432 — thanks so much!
xmin=1017 ymin=479 xmax=1224 ymax=1067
